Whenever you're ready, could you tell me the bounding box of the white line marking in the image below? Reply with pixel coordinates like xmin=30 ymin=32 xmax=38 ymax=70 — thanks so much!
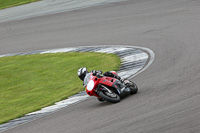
xmin=121 ymin=53 xmax=148 ymax=63
xmin=0 ymin=45 xmax=155 ymax=132
xmin=40 ymin=48 xmax=76 ymax=54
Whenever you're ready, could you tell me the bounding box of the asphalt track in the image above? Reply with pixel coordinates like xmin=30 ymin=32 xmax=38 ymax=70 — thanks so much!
xmin=1 ymin=0 xmax=200 ymax=132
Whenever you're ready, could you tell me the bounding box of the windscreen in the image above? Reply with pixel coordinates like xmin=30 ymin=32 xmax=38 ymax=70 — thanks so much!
xmin=83 ymin=73 xmax=91 ymax=86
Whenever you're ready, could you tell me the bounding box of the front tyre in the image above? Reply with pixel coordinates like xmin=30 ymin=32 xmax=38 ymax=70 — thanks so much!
xmin=98 ymin=91 xmax=120 ymax=103
xmin=97 ymin=97 xmax=105 ymax=102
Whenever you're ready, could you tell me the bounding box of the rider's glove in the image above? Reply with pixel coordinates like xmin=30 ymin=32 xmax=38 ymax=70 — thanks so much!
xmin=92 ymin=70 xmax=97 ymax=75
xmin=97 ymin=70 xmax=103 ymax=74
xmin=92 ymin=70 xmax=103 ymax=76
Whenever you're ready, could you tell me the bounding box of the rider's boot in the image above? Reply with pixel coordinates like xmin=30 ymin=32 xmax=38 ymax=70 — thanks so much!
xmin=121 ymin=87 xmax=131 ymax=94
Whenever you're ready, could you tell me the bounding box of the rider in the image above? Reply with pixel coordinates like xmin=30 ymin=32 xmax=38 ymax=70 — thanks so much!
xmin=77 ymin=67 xmax=130 ymax=101
xmin=77 ymin=67 xmax=124 ymax=83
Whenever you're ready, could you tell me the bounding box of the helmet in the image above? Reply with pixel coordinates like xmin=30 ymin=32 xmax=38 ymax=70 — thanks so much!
xmin=77 ymin=67 xmax=88 ymax=81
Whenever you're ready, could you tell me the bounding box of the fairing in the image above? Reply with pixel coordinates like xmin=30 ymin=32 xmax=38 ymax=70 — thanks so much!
xmin=83 ymin=72 xmax=126 ymax=98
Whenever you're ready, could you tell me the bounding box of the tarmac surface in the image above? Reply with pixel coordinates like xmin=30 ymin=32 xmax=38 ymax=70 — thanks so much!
xmin=1 ymin=0 xmax=200 ymax=132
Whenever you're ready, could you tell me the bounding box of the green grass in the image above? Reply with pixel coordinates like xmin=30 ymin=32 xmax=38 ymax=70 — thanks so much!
xmin=0 ymin=0 xmax=40 ymax=10
xmin=0 ymin=52 xmax=121 ymax=124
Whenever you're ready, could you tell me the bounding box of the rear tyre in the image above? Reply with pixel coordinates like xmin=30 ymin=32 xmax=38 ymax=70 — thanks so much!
xmin=126 ymin=81 xmax=138 ymax=95
xmin=98 ymin=90 xmax=120 ymax=103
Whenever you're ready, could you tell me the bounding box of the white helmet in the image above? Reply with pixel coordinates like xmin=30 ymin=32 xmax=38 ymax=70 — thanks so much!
xmin=77 ymin=67 xmax=88 ymax=81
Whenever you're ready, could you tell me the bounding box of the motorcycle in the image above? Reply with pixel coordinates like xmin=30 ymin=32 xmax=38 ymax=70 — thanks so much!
xmin=83 ymin=71 xmax=138 ymax=103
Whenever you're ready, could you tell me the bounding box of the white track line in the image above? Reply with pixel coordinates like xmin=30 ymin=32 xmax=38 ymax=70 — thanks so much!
xmin=0 ymin=45 xmax=154 ymax=132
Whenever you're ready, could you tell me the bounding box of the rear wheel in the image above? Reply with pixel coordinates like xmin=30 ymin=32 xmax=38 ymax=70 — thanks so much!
xmin=125 ymin=81 xmax=138 ymax=95
xmin=98 ymin=89 xmax=120 ymax=103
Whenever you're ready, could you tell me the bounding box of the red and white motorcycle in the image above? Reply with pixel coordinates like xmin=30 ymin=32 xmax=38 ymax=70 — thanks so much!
xmin=83 ymin=71 xmax=138 ymax=103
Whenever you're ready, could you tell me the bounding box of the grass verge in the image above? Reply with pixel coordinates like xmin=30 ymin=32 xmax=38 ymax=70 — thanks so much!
xmin=0 ymin=52 xmax=121 ymax=124
xmin=0 ymin=0 xmax=40 ymax=10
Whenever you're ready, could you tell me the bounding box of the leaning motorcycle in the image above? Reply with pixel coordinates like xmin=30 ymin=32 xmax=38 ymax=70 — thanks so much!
xmin=83 ymin=71 xmax=138 ymax=103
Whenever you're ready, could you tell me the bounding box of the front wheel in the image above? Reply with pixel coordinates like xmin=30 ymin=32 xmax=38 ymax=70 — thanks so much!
xmin=98 ymin=90 xmax=120 ymax=103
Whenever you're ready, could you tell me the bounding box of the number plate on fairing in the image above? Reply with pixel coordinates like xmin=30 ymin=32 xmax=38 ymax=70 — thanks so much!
xmin=87 ymin=80 xmax=94 ymax=91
